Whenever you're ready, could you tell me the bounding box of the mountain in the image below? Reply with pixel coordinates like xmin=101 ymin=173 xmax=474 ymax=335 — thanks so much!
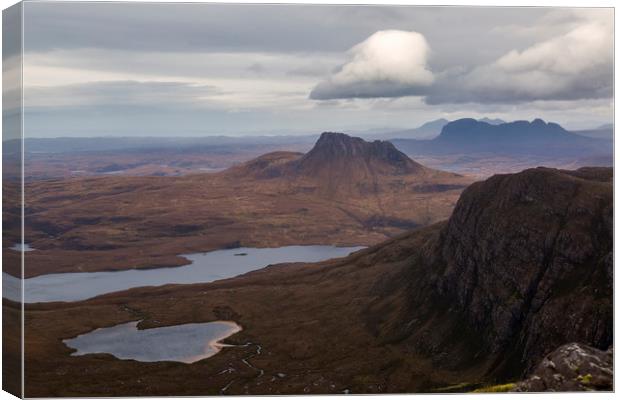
xmin=417 ymin=166 xmax=612 ymax=374
xmin=18 ymin=132 xmax=472 ymax=277
xmin=393 ymin=118 xmax=611 ymax=157
xmin=364 ymin=117 xmax=506 ymax=141
xmin=231 ymin=132 xmax=428 ymax=179
xmin=295 ymin=132 xmax=426 ymax=176
xmin=26 ymin=166 xmax=612 ymax=395
xmin=325 ymin=165 xmax=611 ymax=386
xmin=227 ymin=132 xmax=464 ymax=197
xmin=356 ymin=166 xmax=612 ymax=387
xmin=436 ymin=118 xmax=571 ymax=145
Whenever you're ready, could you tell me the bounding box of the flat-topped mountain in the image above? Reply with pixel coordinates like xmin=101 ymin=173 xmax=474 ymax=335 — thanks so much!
xmin=393 ymin=118 xmax=612 ymax=157
xmin=436 ymin=118 xmax=572 ymax=144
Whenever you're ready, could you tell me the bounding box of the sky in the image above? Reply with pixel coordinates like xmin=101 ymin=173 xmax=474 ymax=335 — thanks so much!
xmin=6 ymin=3 xmax=615 ymax=137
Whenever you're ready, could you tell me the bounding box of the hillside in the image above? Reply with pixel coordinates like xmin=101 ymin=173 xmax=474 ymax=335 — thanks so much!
xmin=19 ymin=166 xmax=612 ymax=395
xmin=393 ymin=166 xmax=613 ymax=376
xmin=13 ymin=133 xmax=471 ymax=277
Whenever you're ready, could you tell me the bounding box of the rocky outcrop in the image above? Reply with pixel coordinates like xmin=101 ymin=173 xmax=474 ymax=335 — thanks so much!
xmin=515 ymin=343 xmax=613 ymax=391
xmin=425 ymin=167 xmax=612 ymax=376
xmin=295 ymin=132 xmax=427 ymax=176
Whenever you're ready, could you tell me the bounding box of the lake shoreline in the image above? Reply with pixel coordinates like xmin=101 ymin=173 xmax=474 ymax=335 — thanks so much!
xmin=64 ymin=319 xmax=244 ymax=364
xmin=4 ymin=245 xmax=365 ymax=303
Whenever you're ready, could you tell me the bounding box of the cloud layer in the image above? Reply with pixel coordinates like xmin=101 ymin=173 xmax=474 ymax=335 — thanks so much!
xmin=310 ymin=30 xmax=433 ymax=100
xmin=311 ymin=13 xmax=613 ymax=105
xmin=426 ymin=19 xmax=613 ymax=104
xmin=15 ymin=4 xmax=614 ymax=137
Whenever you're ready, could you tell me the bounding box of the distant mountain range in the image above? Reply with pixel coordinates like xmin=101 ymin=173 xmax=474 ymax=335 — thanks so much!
xmin=392 ymin=118 xmax=612 ymax=157
xmin=359 ymin=117 xmax=507 ymax=141
xmin=9 ymin=118 xmax=611 ymax=155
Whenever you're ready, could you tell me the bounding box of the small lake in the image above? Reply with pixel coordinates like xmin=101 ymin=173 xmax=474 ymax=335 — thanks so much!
xmin=9 ymin=243 xmax=36 ymax=252
xmin=3 ymin=245 xmax=364 ymax=303
xmin=64 ymin=320 xmax=241 ymax=363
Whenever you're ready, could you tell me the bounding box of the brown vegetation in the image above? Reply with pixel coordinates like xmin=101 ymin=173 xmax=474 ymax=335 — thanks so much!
xmin=11 ymin=166 xmax=612 ymax=396
xmin=10 ymin=133 xmax=471 ymax=277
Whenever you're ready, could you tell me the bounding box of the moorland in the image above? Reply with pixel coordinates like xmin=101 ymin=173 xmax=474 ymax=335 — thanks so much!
xmin=2 ymin=118 xmax=614 ymax=395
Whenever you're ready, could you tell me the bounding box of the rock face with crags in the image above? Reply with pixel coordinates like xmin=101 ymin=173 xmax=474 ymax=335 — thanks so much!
xmin=296 ymin=132 xmax=427 ymax=177
xmin=425 ymin=167 xmax=612 ymax=376
xmin=374 ymin=167 xmax=613 ymax=382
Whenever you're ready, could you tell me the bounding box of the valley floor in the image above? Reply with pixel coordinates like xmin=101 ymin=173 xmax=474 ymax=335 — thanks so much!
xmin=14 ymin=226 xmax=488 ymax=396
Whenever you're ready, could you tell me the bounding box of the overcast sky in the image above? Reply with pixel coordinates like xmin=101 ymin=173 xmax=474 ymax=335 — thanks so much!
xmin=10 ymin=3 xmax=615 ymax=137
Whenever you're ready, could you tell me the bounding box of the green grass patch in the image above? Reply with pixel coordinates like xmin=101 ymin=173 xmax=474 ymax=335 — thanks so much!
xmin=577 ymin=374 xmax=593 ymax=385
xmin=472 ymin=383 xmax=516 ymax=393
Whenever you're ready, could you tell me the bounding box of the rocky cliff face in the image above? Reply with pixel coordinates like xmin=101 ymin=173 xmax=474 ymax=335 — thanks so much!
xmin=295 ymin=132 xmax=427 ymax=177
xmin=368 ymin=166 xmax=612 ymax=386
xmin=426 ymin=166 xmax=612 ymax=375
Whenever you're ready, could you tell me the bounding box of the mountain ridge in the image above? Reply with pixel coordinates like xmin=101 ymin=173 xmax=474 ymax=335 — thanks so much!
xmin=393 ymin=118 xmax=611 ymax=157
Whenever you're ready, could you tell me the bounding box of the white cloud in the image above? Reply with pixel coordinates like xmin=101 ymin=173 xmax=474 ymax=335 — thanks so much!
xmin=309 ymin=30 xmax=434 ymax=99
xmin=426 ymin=15 xmax=613 ymax=104
xmin=497 ymin=23 xmax=610 ymax=75
xmin=312 ymin=12 xmax=612 ymax=106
